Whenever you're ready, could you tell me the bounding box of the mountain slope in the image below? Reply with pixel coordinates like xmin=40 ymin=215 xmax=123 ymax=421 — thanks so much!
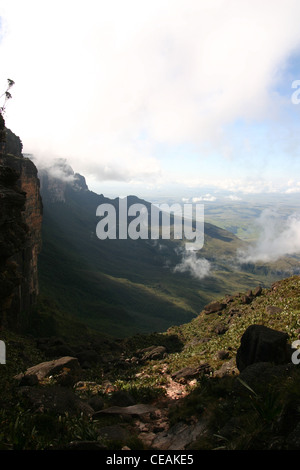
xmin=37 ymin=160 xmax=285 ymax=337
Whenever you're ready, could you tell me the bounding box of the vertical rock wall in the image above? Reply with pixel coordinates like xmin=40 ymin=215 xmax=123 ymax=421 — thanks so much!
xmin=0 ymin=126 xmax=42 ymax=330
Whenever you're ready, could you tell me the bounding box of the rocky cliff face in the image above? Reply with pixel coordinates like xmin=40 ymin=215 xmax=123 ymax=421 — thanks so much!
xmin=0 ymin=124 xmax=42 ymax=329
xmin=38 ymin=158 xmax=89 ymax=203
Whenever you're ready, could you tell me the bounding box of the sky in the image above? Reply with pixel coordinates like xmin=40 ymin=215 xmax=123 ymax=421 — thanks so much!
xmin=1 ymin=0 xmax=300 ymax=199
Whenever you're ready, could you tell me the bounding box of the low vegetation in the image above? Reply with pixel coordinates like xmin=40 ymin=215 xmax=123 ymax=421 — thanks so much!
xmin=1 ymin=275 xmax=300 ymax=450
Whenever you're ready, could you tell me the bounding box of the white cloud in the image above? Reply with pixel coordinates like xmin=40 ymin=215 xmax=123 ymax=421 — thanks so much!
xmin=192 ymin=194 xmax=217 ymax=202
xmin=286 ymin=180 xmax=300 ymax=194
xmin=238 ymin=208 xmax=300 ymax=263
xmin=1 ymin=0 xmax=300 ymax=187
xmin=173 ymin=250 xmax=211 ymax=279
xmin=226 ymin=195 xmax=242 ymax=201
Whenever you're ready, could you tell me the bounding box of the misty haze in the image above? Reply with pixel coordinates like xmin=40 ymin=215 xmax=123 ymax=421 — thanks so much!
xmin=1 ymin=0 xmax=300 ymax=456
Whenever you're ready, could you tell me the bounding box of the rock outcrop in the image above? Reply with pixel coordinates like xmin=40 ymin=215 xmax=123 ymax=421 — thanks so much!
xmin=0 ymin=120 xmax=42 ymax=329
xmin=236 ymin=324 xmax=290 ymax=372
xmin=38 ymin=158 xmax=88 ymax=203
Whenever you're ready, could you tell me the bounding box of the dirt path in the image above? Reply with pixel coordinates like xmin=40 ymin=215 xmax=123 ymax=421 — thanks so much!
xmin=132 ymin=374 xmax=200 ymax=449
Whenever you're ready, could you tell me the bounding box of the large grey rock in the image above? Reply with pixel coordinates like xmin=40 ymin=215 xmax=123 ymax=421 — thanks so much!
xmin=265 ymin=306 xmax=283 ymax=315
xmin=236 ymin=325 xmax=290 ymax=372
xmin=135 ymin=345 xmax=167 ymax=362
xmin=93 ymin=404 xmax=157 ymax=419
xmin=141 ymin=346 xmax=167 ymax=361
xmin=204 ymin=301 xmax=226 ymax=314
xmin=152 ymin=420 xmax=207 ymax=450
xmin=15 ymin=356 xmax=81 ymax=384
xmin=171 ymin=363 xmax=212 ymax=383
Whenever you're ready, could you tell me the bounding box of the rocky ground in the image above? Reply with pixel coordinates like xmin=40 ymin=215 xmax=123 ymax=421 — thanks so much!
xmin=1 ymin=275 xmax=300 ymax=450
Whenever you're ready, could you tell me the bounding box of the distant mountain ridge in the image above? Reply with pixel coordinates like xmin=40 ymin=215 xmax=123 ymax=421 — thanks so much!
xmin=36 ymin=159 xmax=284 ymax=337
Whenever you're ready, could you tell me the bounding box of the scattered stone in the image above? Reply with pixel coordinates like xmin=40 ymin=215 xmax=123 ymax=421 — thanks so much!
xmin=240 ymin=294 xmax=252 ymax=305
xmin=265 ymin=305 xmax=283 ymax=315
xmin=14 ymin=356 xmax=82 ymax=385
xmin=224 ymin=295 xmax=234 ymax=304
xmin=171 ymin=363 xmax=212 ymax=383
xmin=227 ymin=309 xmax=242 ymax=324
xmin=137 ymin=346 xmax=167 ymax=361
xmin=93 ymin=404 xmax=157 ymax=419
xmin=203 ymin=301 xmax=226 ymax=314
xmin=151 ymin=420 xmax=207 ymax=450
xmin=130 ymin=356 xmax=139 ymax=364
xmin=216 ymin=350 xmax=230 ymax=361
xmin=228 ymin=308 xmax=240 ymax=316
xmin=214 ymin=358 xmax=238 ymax=378
xmin=236 ymin=324 xmax=290 ymax=372
xmin=214 ymin=324 xmax=228 ymax=335
xmin=253 ymin=285 xmax=263 ymax=297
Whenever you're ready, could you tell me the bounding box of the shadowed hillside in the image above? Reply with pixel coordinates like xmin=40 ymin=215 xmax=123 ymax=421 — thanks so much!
xmin=36 ymin=160 xmax=284 ymax=337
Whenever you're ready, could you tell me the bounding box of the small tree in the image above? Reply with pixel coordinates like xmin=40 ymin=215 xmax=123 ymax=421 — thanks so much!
xmin=0 ymin=78 xmax=15 ymax=115
xmin=0 ymin=79 xmax=15 ymax=154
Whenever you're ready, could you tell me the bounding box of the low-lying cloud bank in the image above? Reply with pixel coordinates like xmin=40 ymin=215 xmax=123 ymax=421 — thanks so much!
xmin=237 ymin=209 xmax=300 ymax=263
xmin=173 ymin=250 xmax=211 ymax=280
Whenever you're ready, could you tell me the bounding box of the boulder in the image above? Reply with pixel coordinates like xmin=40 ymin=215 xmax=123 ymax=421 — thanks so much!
xmin=15 ymin=356 xmax=81 ymax=384
xmin=240 ymin=294 xmax=252 ymax=305
xmin=93 ymin=404 xmax=157 ymax=419
xmin=137 ymin=346 xmax=167 ymax=361
xmin=152 ymin=420 xmax=207 ymax=450
xmin=214 ymin=324 xmax=228 ymax=335
xmin=204 ymin=301 xmax=226 ymax=314
xmin=253 ymin=285 xmax=263 ymax=297
xmin=171 ymin=363 xmax=212 ymax=383
xmin=236 ymin=325 xmax=290 ymax=372
xmin=265 ymin=306 xmax=283 ymax=315
xmin=214 ymin=358 xmax=238 ymax=378
xmin=216 ymin=350 xmax=230 ymax=361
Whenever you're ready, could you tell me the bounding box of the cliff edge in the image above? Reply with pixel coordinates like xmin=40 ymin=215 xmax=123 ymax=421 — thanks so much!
xmin=0 ymin=115 xmax=42 ymax=329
